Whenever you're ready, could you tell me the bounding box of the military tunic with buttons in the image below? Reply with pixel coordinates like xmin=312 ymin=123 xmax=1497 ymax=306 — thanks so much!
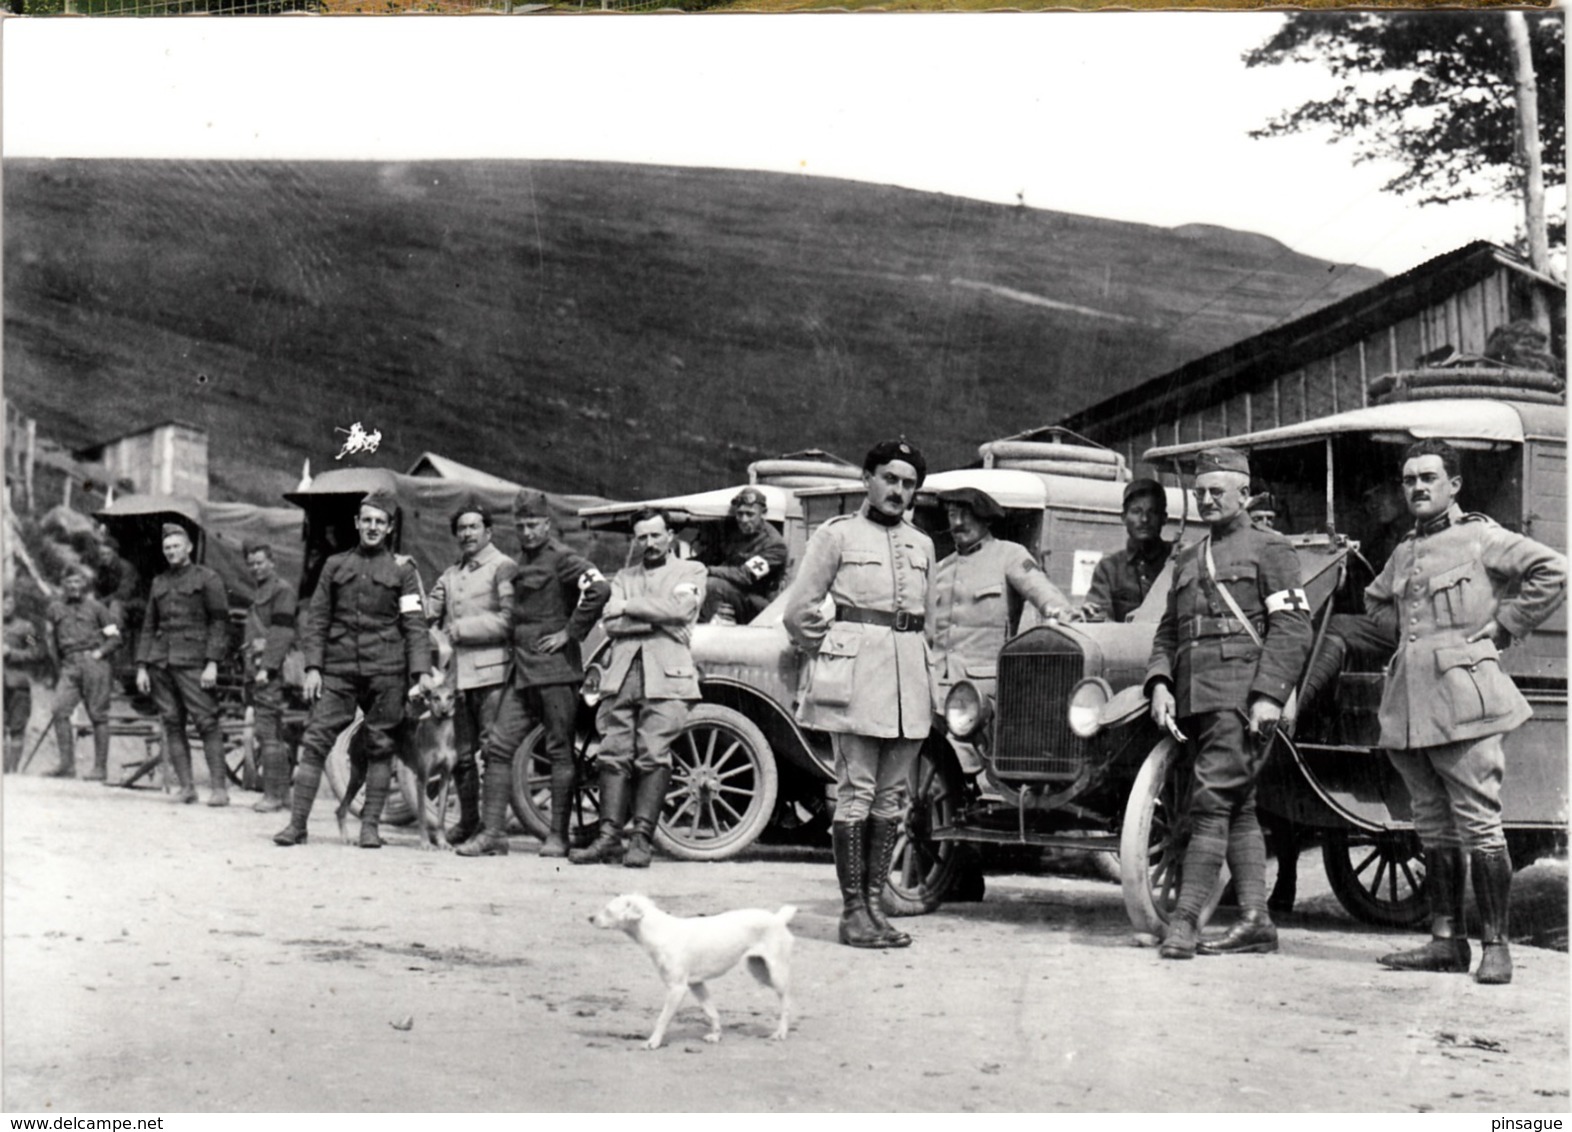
xmin=1146 ymin=514 xmax=1313 ymax=718
xmin=786 ymin=509 xmax=934 ymax=740
xmin=694 ymin=520 xmax=789 ymax=623
xmin=927 ymin=534 xmax=1069 ymax=702
xmin=46 ymin=594 xmax=121 ymax=724
xmin=136 ymin=563 xmax=230 ymax=668
xmin=1366 ymin=504 xmax=1566 ymax=751
xmin=1084 ymin=538 xmax=1173 ymax=624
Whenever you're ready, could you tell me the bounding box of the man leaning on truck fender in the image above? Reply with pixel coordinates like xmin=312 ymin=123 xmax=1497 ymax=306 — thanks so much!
xmin=785 ymin=438 xmax=934 ymax=951
xmin=1144 ymin=447 xmax=1314 ymax=960
xmin=1365 ymin=438 xmax=1566 ymax=986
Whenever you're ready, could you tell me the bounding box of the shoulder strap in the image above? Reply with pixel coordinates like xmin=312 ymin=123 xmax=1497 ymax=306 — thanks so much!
xmin=1203 ymin=537 xmax=1263 ymax=648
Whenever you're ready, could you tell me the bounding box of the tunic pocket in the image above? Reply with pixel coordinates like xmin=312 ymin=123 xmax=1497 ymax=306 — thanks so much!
xmin=808 ymin=625 xmax=861 ymax=708
xmin=1434 ymin=639 xmax=1513 ymax=726
xmin=1427 ymin=561 xmax=1476 ymax=629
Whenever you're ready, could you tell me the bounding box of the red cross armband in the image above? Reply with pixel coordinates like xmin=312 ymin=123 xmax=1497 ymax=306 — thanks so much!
xmin=1265 ymin=588 xmax=1309 ymax=615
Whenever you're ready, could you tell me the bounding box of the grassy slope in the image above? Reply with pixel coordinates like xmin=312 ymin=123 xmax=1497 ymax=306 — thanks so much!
xmin=3 ymin=158 xmax=1380 ymax=504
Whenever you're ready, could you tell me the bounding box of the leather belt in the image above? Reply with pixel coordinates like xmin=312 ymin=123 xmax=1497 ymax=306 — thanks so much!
xmin=1188 ymin=615 xmax=1260 ymax=639
xmin=61 ymin=645 xmax=99 ymax=656
xmin=836 ymin=605 xmax=925 ymax=632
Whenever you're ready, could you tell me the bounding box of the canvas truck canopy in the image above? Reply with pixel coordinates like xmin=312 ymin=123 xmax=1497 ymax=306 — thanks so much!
xmin=203 ymin=501 xmax=306 ymax=605
xmin=579 ymin=484 xmax=796 ymax=529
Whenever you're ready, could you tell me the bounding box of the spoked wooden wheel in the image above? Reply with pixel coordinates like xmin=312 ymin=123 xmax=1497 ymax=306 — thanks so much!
xmin=653 ymin=704 xmax=778 ymax=861
xmin=510 ymin=724 xmax=601 ymax=843
xmin=321 ymin=712 xmax=416 ymax=825
xmin=1120 ymin=738 xmax=1226 ymax=934
xmin=881 ymin=739 xmax=981 ymax=916
xmin=1321 ymin=830 xmax=1428 ymax=928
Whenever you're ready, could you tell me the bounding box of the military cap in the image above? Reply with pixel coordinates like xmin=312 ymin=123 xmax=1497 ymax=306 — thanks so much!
xmin=731 ymin=486 xmax=768 ymax=511
xmin=1122 ymin=478 xmax=1168 ymax=509
xmin=938 ymin=486 xmax=1004 ymax=522
xmin=449 ymin=495 xmax=491 ymax=533
xmin=512 ymin=488 xmax=550 ymax=519
xmin=160 ymin=522 xmax=190 ymax=540
xmin=1196 ymin=447 xmax=1250 ymax=477
xmin=359 ymin=488 xmax=399 ymax=520
xmin=1247 ymin=492 xmax=1278 ymax=514
xmin=863 ymin=438 xmax=927 ymax=486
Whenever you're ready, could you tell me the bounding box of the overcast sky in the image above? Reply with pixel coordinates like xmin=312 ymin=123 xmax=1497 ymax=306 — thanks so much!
xmin=3 ymin=13 xmax=1538 ymax=277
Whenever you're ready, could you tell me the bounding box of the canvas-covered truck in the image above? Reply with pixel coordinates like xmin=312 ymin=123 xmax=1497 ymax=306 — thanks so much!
xmin=912 ymin=389 xmax=1566 ymax=933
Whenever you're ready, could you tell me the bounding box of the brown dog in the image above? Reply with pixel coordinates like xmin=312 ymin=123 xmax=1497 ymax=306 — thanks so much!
xmin=334 ymin=629 xmax=460 ymax=850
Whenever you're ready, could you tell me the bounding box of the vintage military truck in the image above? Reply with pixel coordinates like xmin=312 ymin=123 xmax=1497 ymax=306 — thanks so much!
xmin=910 ymin=393 xmax=1566 ymax=932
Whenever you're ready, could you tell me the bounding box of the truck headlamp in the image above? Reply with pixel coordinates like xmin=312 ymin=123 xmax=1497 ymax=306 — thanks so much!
xmin=944 ymin=680 xmax=992 ymax=740
xmin=1067 ymin=677 xmax=1113 ymax=739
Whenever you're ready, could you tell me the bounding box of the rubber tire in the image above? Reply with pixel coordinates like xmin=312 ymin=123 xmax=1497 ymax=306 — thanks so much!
xmin=881 ymin=739 xmax=981 ymax=916
xmin=1119 ymin=738 xmax=1227 ymax=934
xmin=321 ymin=713 xmax=416 ymax=825
xmin=653 ymin=703 xmax=778 ymax=862
xmin=1376 ymin=385 xmax=1563 ymax=406
xmin=1321 ymin=830 xmax=1429 ymax=928
xmin=508 ymin=723 xmax=601 ymax=841
xmin=1369 ymin=367 xmax=1563 ymax=397
xmin=747 ymin=458 xmax=860 ymax=482
xmin=993 ymin=459 xmax=1123 ymax=480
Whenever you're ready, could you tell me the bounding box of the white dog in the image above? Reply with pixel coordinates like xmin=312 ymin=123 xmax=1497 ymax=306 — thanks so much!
xmin=590 ymin=893 xmax=795 ymax=1049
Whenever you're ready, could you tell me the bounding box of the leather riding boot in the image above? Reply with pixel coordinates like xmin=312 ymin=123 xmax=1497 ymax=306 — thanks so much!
xmin=202 ymin=729 xmax=230 ymax=807
xmin=358 ymin=758 xmax=393 ymax=848
xmin=84 ymin=723 xmax=111 ymax=781
xmin=864 ymin=817 xmax=912 ymax=947
xmin=1380 ymin=847 xmax=1471 ymax=973
xmin=540 ymin=758 xmax=577 ymax=857
xmin=253 ymin=742 xmax=292 ymax=813
xmin=623 ymin=767 xmax=671 ymax=869
xmin=3 ymin=733 xmax=20 ymax=774
xmin=448 ymin=757 xmax=482 ymax=847
xmin=48 ymin=717 xmax=77 ymax=777
xmin=1198 ymin=908 xmax=1279 ymax=955
xmin=1160 ymin=916 xmax=1199 ymax=960
xmin=570 ymin=768 xmax=629 ymax=865
xmin=456 ymin=759 xmax=512 ymax=857
xmin=166 ymin=732 xmax=198 ymax=803
xmin=1471 ymin=848 xmax=1514 ymax=985
xmin=274 ymin=761 xmax=322 ymax=845
xmin=833 ymin=821 xmax=884 ymax=948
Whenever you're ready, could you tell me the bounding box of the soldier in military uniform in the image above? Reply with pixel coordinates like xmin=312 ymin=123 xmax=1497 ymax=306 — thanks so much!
xmin=459 ymin=489 xmax=608 ymax=859
xmin=4 ymin=591 xmax=45 ymax=774
xmin=243 ymin=542 xmax=298 ymax=813
xmin=1082 ymin=479 xmax=1173 ymax=624
xmin=570 ymin=508 xmax=706 ymax=869
xmin=1365 ymin=439 xmax=1566 ymax=985
xmin=785 ymin=439 xmax=933 ymax=950
xmin=135 ymin=525 xmax=230 ymax=804
xmin=274 ymin=489 xmax=433 ymax=848
xmin=693 ymin=486 xmax=788 ymax=625
xmin=928 ymin=485 xmax=1071 ymax=706
xmin=428 ymin=498 xmax=516 ymax=847
xmin=1145 ymin=448 xmax=1314 ymax=959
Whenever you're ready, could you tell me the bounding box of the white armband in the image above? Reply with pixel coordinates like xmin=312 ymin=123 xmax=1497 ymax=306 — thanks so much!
xmin=102 ymin=625 xmax=120 ymax=638
xmin=1265 ymin=589 xmax=1309 ymax=615
xmin=743 ymin=556 xmax=770 ymax=580
xmin=399 ymin=594 xmax=424 ymax=614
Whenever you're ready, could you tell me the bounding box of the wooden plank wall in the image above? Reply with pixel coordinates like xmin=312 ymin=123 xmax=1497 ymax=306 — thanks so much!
xmin=1121 ymin=266 xmax=1535 ymax=473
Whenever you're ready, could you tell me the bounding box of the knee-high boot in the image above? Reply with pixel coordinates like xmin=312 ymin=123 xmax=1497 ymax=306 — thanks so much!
xmin=358 ymin=757 xmax=393 ymax=848
xmin=166 ymin=729 xmax=198 ymax=803
xmin=834 ymin=821 xmax=884 ymax=948
xmin=253 ymin=742 xmax=293 ymax=813
xmin=1379 ymin=847 xmax=1471 ymax=973
xmin=456 ymin=758 xmax=512 ymax=857
xmin=864 ymin=816 xmax=912 ymax=947
xmin=49 ymin=716 xmax=77 ymax=777
xmin=623 ymin=767 xmax=670 ymax=869
xmin=1472 ymin=848 xmax=1514 ymax=985
xmin=539 ymin=759 xmax=576 ymax=858
xmin=570 ymin=767 xmax=628 ymax=865
xmin=274 ymin=760 xmax=322 ymax=845
xmin=202 ymin=727 xmax=230 ymax=807
xmin=85 ymin=722 xmax=111 ymax=782
xmin=448 ymin=757 xmax=482 ymax=846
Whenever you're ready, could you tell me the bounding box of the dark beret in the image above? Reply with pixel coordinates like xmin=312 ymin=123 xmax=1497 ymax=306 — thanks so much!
xmin=1247 ymin=492 xmax=1278 ymax=513
xmin=512 ymin=488 xmax=550 ymax=519
xmin=160 ymin=523 xmax=190 ymax=540
xmin=863 ymin=438 xmax=927 ymax=486
xmin=937 ymin=486 xmax=1004 ymax=522
xmin=359 ymin=488 xmax=399 ymax=520
xmin=1122 ymin=478 xmax=1167 ymax=509
xmin=731 ymin=487 xmax=768 ymax=511
xmin=1196 ymin=447 xmax=1250 ymax=477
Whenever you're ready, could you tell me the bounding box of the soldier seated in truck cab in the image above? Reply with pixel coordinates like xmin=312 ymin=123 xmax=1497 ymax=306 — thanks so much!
xmin=693 ymin=487 xmax=788 ymax=625
xmin=1081 ymin=478 xmax=1174 ymax=624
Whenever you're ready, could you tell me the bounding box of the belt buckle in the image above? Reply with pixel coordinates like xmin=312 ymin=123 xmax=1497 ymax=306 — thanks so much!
xmin=893 ymin=610 xmax=912 ymax=632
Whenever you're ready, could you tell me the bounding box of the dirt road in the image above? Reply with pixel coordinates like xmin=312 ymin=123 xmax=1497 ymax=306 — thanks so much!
xmin=5 ymin=772 xmax=1567 ymax=1113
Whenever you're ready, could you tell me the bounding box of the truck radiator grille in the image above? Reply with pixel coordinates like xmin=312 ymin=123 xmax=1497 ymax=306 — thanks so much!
xmin=993 ymin=652 xmax=1085 ymax=779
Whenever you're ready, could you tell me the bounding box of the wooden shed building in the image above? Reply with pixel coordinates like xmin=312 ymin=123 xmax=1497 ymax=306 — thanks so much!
xmin=1057 ymin=241 xmax=1566 ymax=474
